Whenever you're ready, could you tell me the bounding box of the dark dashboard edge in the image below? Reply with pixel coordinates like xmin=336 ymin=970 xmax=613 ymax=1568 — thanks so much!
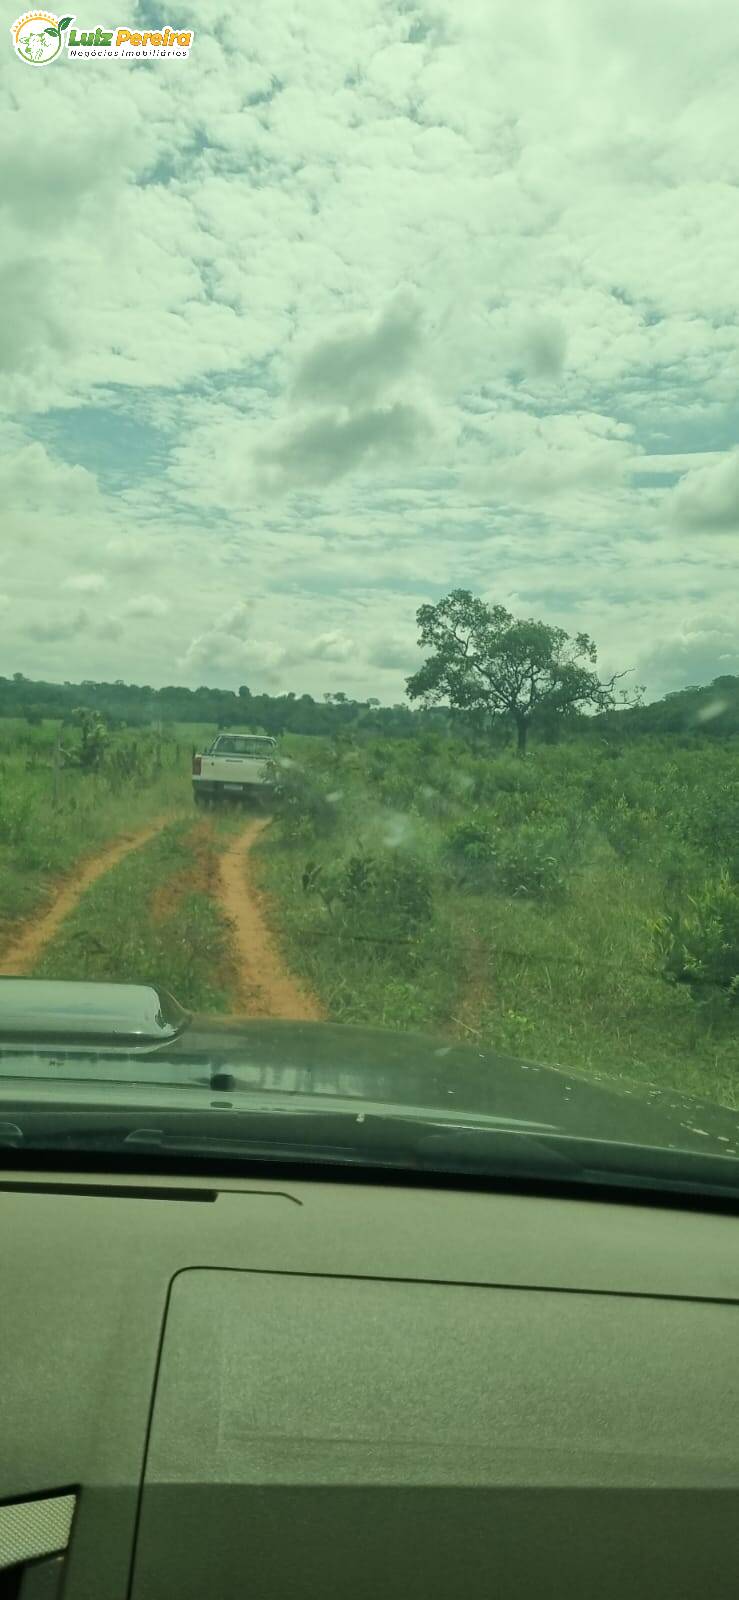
xmin=3 ymin=1148 xmax=739 ymax=1216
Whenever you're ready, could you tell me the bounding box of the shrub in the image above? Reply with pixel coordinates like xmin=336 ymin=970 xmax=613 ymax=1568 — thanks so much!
xmin=304 ymin=850 xmax=434 ymax=934
xmin=595 ymin=795 xmax=658 ymax=860
xmin=62 ymin=709 xmax=109 ymax=772
xmin=652 ymin=870 xmax=739 ymax=1002
xmin=268 ymin=761 xmax=339 ymax=840
xmin=441 ymin=817 xmax=497 ymax=890
xmin=341 ymin=852 xmax=433 ymax=929
xmin=494 ymin=823 xmax=570 ymax=901
xmin=682 ymin=780 xmax=739 ymax=875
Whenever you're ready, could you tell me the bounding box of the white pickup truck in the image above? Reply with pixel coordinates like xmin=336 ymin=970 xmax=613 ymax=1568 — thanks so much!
xmin=192 ymin=732 xmax=277 ymax=804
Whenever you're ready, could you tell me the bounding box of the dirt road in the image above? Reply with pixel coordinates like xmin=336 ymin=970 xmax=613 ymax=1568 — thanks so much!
xmin=218 ymin=818 xmax=324 ymax=1021
xmin=0 ymin=817 xmax=171 ymax=977
xmin=1 ymin=811 xmax=323 ymax=1022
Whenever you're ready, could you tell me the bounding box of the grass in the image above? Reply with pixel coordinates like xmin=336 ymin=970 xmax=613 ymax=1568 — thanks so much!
xmin=0 ymin=723 xmax=194 ymax=949
xmin=2 ymin=712 xmax=736 ymax=1109
xmin=255 ymin=730 xmax=739 ymax=1107
xmin=32 ymin=817 xmax=240 ymax=1012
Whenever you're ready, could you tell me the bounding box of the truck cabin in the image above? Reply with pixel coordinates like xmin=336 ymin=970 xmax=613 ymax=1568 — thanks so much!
xmin=211 ymin=734 xmax=277 ymax=756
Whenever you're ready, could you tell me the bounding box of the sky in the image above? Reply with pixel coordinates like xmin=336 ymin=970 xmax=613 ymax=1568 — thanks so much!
xmin=2 ymin=0 xmax=738 ymax=704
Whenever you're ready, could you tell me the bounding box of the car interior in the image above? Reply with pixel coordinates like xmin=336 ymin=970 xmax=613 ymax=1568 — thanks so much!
xmin=2 ymin=1156 xmax=738 ymax=1599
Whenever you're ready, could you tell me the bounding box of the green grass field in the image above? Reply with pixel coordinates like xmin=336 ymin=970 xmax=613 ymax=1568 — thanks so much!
xmin=0 ymin=721 xmax=193 ymax=946
xmin=1 ymin=713 xmax=736 ymax=1108
xmin=31 ymin=815 xmax=241 ymax=1012
xmin=256 ymin=730 xmax=739 ymax=1106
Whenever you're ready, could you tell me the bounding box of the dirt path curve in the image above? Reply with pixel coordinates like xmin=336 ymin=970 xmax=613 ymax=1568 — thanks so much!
xmin=219 ymin=818 xmax=324 ymax=1021
xmin=0 ymin=816 xmax=172 ymax=977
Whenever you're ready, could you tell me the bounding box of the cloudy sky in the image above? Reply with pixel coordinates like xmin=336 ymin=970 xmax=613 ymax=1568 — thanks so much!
xmin=2 ymin=0 xmax=738 ymax=702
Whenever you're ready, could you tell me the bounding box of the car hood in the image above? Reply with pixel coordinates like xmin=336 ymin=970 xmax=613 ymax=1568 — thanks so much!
xmin=1 ymin=980 xmax=738 ymax=1166
xmin=170 ymin=1013 xmax=739 ymax=1162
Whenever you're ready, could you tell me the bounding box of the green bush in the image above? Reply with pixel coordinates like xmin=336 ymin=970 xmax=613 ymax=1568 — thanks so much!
xmin=342 ymin=852 xmax=433 ymax=929
xmin=595 ymin=795 xmax=658 ymax=860
xmin=682 ymin=780 xmax=739 ymax=874
xmin=652 ymin=870 xmax=739 ymax=1002
xmin=494 ymin=823 xmax=570 ymax=901
xmin=305 ymin=850 xmax=434 ymax=934
xmin=268 ymin=760 xmax=340 ymax=840
xmin=441 ymin=817 xmax=497 ymax=890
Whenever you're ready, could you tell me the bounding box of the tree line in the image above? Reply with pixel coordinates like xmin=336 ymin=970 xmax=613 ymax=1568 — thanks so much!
xmin=2 ymin=589 xmax=736 ymax=748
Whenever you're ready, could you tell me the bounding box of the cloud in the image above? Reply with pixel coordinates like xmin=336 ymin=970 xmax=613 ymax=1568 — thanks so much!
xmin=0 ymin=1 xmax=737 ymax=702
xmin=366 ymin=635 xmax=421 ymax=671
xmin=0 ymin=261 xmax=67 ymax=375
xmin=1 ymin=103 xmax=141 ymax=234
xmin=25 ymin=609 xmax=89 ymax=643
xmin=667 ymin=449 xmax=739 ymax=531
xmin=636 ymin=612 xmax=739 ymax=695
xmin=183 ymin=630 xmax=288 ymax=681
xmin=119 ymin=594 xmax=171 ymax=618
xmin=463 ymin=410 xmax=637 ymax=503
xmin=255 ymin=403 xmax=430 ymax=493
xmin=180 ymin=600 xmax=288 ymax=682
xmin=63 ymin=573 xmax=107 ymax=594
xmin=0 ymin=441 xmax=99 ymax=514
xmin=516 ymin=315 xmax=568 ymax=380
xmin=293 ymin=292 xmax=423 ymax=409
xmin=302 ymin=631 xmax=355 ymax=661
xmin=102 ymin=538 xmax=157 ymax=576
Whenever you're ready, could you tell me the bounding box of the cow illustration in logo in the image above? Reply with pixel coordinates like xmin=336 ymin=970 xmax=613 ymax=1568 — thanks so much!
xmin=11 ymin=12 xmax=74 ymax=66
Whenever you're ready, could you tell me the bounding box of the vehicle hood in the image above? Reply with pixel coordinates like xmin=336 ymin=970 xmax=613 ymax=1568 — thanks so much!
xmin=174 ymin=1013 xmax=739 ymax=1161
xmin=1 ymin=979 xmax=738 ymax=1165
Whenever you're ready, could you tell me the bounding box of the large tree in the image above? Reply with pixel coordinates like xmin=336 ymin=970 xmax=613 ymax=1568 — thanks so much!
xmin=406 ymin=590 xmax=633 ymax=755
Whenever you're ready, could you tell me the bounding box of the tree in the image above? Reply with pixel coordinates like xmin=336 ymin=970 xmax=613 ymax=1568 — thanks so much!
xmin=406 ymin=590 xmax=633 ymax=756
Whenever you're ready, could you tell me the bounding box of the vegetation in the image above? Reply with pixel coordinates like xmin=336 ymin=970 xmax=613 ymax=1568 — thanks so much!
xmin=0 ymin=625 xmax=736 ymax=1110
xmin=0 ymin=671 xmax=440 ymax=739
xmin=258 ymin=728 xmax=738 ymax=1105
xmin=406 ymin=589 xmax=641 ymax=755
xmin=32 ymin=818 xmax=239 ymax=1012
xmin=2 ymin=665 xmax=737 ymax=744
xmin=0 ymin=720 xmax=190 ymax=943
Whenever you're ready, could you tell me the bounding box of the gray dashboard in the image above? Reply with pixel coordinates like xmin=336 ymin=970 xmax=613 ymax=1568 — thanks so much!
xmin=1 ymin=1168 xmax=738 ymax=1598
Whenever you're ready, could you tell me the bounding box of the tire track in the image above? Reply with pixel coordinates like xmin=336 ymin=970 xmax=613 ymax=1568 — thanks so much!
xmin=218 ymin=818 xmax=324 ymax=1020
xmin=0 ymin=816 xmax=172 ymax=977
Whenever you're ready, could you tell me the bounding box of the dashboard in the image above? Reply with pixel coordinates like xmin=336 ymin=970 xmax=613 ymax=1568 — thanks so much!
xmin=1 ymin=1166 xmax=738 ymax=1598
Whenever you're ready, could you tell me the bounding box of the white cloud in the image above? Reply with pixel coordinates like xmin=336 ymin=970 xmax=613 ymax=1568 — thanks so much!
xmin=0 ymin=442 xmax=99 ymax=515
xmin=119 ymin=594 xmax=171 ymax=618
xmin=367 ymin=635 xmax=422 ymax=672
xmin=636 ymin=612 xmax=739 ymax=696
xmin=25 ymin=609 xmax=89 ymax=644
xmin=63 ymin=573 xmax=107 ymax=594
xmin=302 ymin=631 xmax=354 ymax=661
xmin=667 ymin=450 xmax=739 ymax=532
xmin=102 ymin=538 xmax=158 ymax=576
xmin=0 ymin=0 xmax=737 ymax=700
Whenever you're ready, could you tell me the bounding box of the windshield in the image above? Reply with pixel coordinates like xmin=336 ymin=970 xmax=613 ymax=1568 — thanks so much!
xmin=1 ymin=1 xmax=737 ymax=1189
xmin=213 ymin=736 xmax=276 ymax=756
